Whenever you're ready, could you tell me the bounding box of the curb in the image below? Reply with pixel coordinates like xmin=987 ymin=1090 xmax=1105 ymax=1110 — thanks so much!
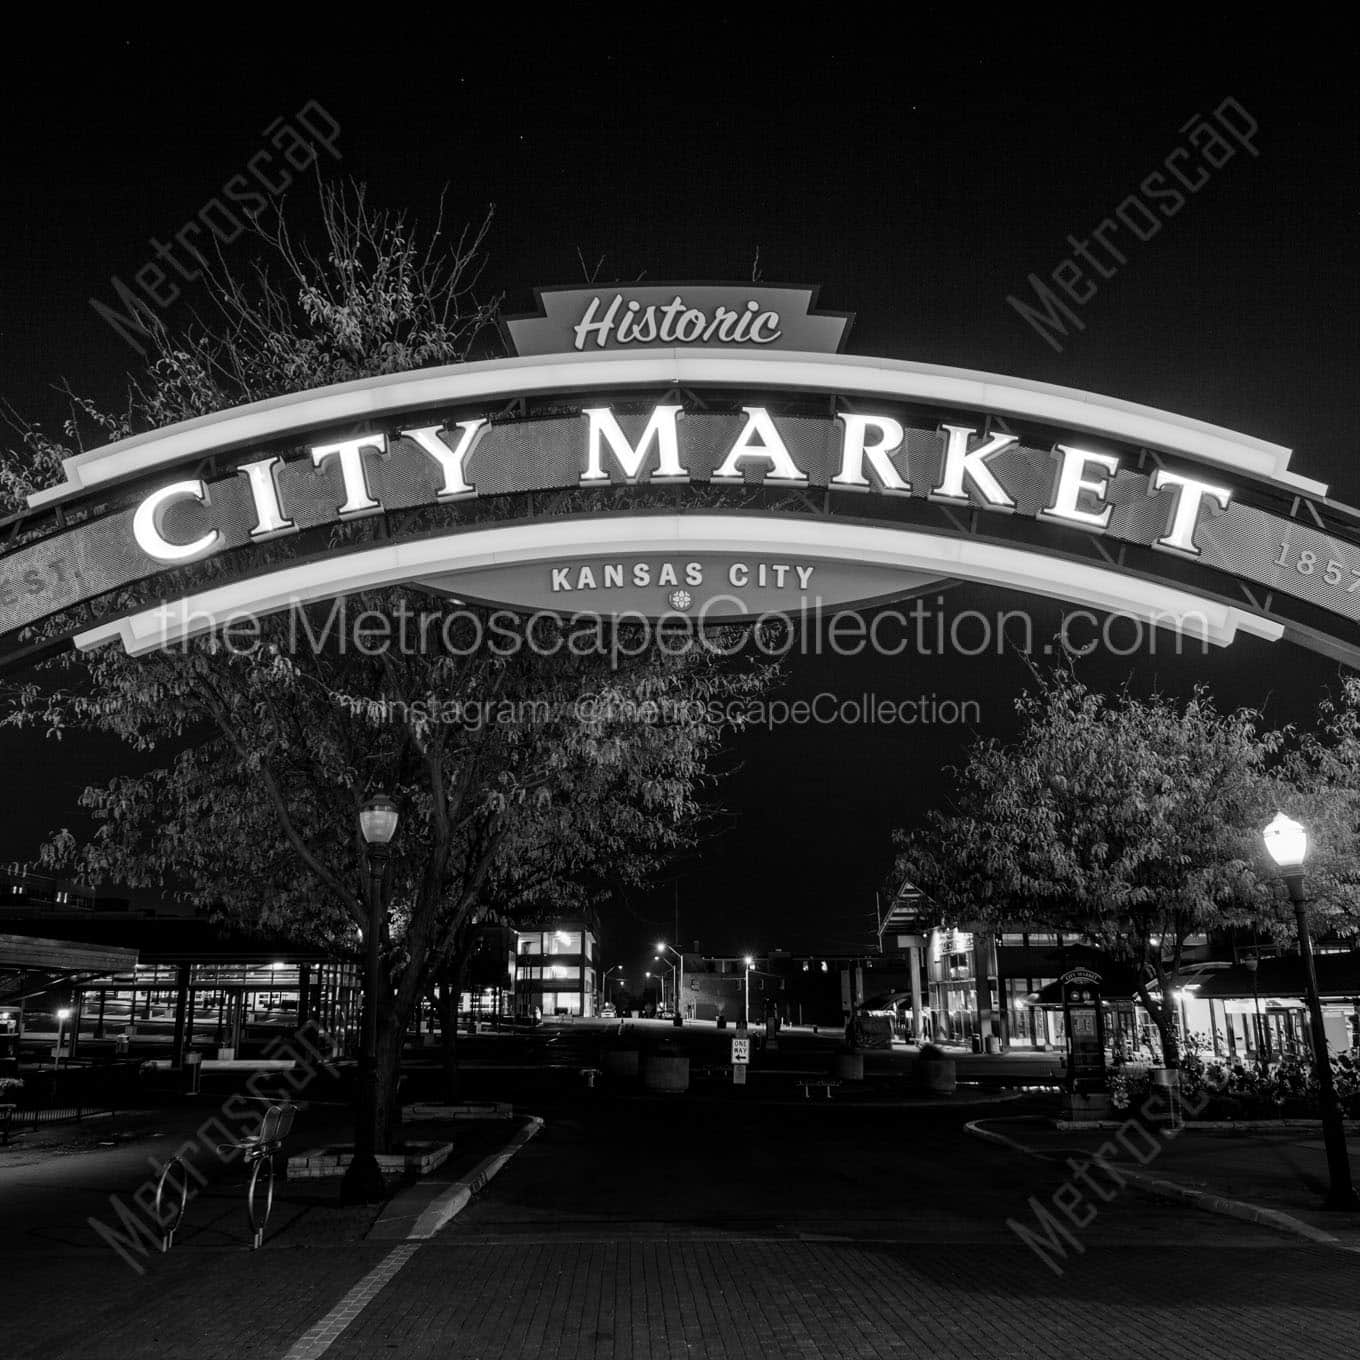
xmin=599 ymin=1086 xmax=1030 ymax=1110
xmin=965 ymin=1118 xmax=1356 ymax=1252
xmin=368 ymin=1115 xmax=544 ymax=1242
xmin=1055 ymin=1118 xmax=1360 ymax=1133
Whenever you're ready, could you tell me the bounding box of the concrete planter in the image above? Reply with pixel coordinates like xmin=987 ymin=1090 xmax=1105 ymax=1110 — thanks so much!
xmin=832 ymin=1052 xmax=864 ymax=1081
xmin=286 ymin=1140 xmax=453 ymax=1179
xmin=402 ymin=1102 xmax=513 ymax=1121
xmin=603 ymin=1049 xmax=640 ymax=1080
xmin=642 ymin=1054 xmax=689 ymax=1093
xmin=918 ymin=1058 xmax=957 ymax=1095
xmin=1062 ymin=1090 xmax=1113 ymax=1122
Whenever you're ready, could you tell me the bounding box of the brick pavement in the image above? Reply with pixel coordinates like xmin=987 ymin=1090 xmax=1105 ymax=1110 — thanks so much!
xmin=314 ymin=1237 xmax=1357 ymax=1360
xmin=8 ymin=1094 xmax=1360 ymax=1358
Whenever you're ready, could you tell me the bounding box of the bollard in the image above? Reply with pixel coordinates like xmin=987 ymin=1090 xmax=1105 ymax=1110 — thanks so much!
xmin=185 ymin=1051 xmax=203 ymax=1094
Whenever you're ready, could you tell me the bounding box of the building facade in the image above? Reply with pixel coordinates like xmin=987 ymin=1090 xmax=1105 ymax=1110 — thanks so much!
xmin=512 ymin=923 xmax=598 ymax=1018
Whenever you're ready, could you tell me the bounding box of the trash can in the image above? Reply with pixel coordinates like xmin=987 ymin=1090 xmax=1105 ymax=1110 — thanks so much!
xmin=971 ymin=1036 xmax=983 ymax=1053
xmin=1147 ymin=1066 xmax=1181 ymax=1126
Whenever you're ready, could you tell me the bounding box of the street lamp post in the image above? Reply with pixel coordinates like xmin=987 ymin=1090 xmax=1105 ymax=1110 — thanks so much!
xmin=656 ymin=942 xmax=685 ymax=1023
xmin=1262 ymin=812 xmax=1359 ymax=1210
xmin=652 ymin=955 xmax=677 ymax=1014
xmin=1243 ymin=954 xmax=1267 ymax=1070
xmin=645 ymin=970 xmax=666 ymax=1012
xmin=600 ymin=964 xmax=622 ymax=1011
xmin=743 ymin=955 xmax=754 ymax=1029
xmin=341 ymin=792 xmax=400 ymax=1205
xmin=55 ymin=1007 xmax=70 ymax=1069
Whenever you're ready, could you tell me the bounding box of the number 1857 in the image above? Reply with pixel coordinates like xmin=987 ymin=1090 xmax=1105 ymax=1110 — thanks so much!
xmin=1273 ymin=543 xmax=1360 ymax=591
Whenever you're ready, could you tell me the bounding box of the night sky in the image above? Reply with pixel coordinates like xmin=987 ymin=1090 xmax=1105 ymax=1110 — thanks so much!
xmin=2 ymin=21 xmax=1356 ymax=981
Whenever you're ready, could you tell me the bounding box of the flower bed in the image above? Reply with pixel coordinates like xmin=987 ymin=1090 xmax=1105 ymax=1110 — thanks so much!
xmin=1108 ymin=1037 xmax=1360 ymax=1120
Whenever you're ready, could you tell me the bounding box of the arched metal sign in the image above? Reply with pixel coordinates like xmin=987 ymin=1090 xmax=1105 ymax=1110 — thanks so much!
xmin=3 ymin=284 xmax=1358 ymax=668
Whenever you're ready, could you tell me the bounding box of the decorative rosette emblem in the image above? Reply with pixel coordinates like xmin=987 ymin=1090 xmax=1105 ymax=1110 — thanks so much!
xmin=668 ymin=589 xmax=693 ymax=611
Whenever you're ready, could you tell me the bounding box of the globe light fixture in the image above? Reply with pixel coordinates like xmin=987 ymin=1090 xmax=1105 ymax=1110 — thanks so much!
xmin=1262 ymin=811 xmax=1307 ymax=874
xmin=359 ymin=792 xmax=400 ymax=845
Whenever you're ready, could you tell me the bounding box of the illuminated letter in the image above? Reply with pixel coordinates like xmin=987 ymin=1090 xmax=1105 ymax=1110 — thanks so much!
xmin=580 ymin=406 xmax=687 ymax=483
xmin=930 ymin=426 xmax=1018 ymax=509
xmin=309 ymin=434 xmax=387 ymax=516
xmin=402 ymin=420 xmax=488 ymax=499
xmin=132 ymin=480 xmax=220 ymax=563
xmin=1149 ymin=469 xmax=1232 ymax=555
xmin=711 ymin=407 xmax=807 ymax=484
xmin=237 ymin=456 xmax=295 ymax=540
xmin=832 ymin=414 xmax=910 ymax=494
xmin=1040 ymin=445 xmax=1121 ymax=530
xmin=574 ymin=294 xmax=622 ymax=350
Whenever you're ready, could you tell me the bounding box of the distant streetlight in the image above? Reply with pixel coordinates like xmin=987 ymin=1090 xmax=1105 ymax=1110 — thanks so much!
xmin=656 ymin=942 xmax=686 ymax=1024
xmin=56 ymin=1006 xmax=71 ymax=1069
xmin=342 ymin=792 xmax=400 ymax=1205
xmin=652 ymin=954 xmax=677 ymax=1013
xmin=1262 ymin=812 xmax=1359 ymax=1209
xmin=600 ymin=963 xmax=622 ymax=1009
xmin=645 ymin=969 xmax=668 ymax=1011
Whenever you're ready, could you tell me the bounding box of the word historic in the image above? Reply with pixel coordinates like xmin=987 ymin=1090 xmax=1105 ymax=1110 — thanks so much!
xmin=129 ymin=404 xmax=1232 ymax=567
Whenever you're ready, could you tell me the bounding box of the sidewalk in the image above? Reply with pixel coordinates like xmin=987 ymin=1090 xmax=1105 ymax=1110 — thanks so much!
xmin=0 ymin=1098 xmax=538 ymax=1360
xmin=971 ymin=1115 xmax=1360 ymax=1249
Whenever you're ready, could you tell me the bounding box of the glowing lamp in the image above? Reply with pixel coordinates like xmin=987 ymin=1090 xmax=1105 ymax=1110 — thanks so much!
xmin=359 ymin=793 xmax=399 ymax=846
xmin=1262 ymin=812 xmax=1307 ymax=871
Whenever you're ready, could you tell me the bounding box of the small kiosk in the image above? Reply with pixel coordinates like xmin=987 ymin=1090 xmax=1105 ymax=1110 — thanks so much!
xmin=1060 ymin=966 xmax=1109 ymax=1121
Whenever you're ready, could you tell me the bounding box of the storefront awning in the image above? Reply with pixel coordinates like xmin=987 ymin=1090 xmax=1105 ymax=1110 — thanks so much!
xmin=1196 ymin=954 xmax=1360 ymax=1001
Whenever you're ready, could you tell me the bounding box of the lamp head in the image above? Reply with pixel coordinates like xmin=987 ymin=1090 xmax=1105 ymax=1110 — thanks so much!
xmin=744 ymin=955 xmax=754 ymax=967
xmin=1263 ymin=811 xmax=1307 ymax=871
xmin=360 ymin=792 xmax=400 ymax=846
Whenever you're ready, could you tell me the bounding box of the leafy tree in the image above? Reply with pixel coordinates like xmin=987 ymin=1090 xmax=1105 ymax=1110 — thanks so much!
xmin=0 ymin=185 xmax=773 ymax=1171
xmin=1279 ymin=675 xmax=1360 ymax=939
xmin=895 ymin=668 xmax=1282 ymax=1065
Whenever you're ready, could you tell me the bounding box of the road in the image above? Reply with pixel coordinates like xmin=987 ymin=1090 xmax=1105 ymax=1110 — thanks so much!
xmin=3 ymin=1027 xmax=1357 ymax=1358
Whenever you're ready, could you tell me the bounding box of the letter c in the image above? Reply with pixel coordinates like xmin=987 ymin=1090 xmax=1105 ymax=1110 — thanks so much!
xmin=132 ymin=480 xmax=221 ymax=562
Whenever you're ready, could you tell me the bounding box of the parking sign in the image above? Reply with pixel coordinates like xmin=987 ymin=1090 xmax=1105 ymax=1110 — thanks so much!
xmin=731 ymin=1037 xmax=750 ymax=1065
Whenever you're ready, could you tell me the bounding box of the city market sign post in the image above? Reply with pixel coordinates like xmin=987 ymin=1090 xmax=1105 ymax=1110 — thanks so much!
xmin=4 ymin=282 xmax=1360 ymax=668
xmin=1060 ymin=966 xmax=1111 ymax=1123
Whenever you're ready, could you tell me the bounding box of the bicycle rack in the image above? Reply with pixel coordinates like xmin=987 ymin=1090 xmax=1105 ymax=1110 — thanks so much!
xmin=220 ymin=1102 xmax=297 ymax=1251
xmin=154 ymin=1156 xmax=190 ymax=1253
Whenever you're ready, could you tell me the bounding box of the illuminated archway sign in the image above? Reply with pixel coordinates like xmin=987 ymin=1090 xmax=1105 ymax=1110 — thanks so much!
xmin=2 ymin=283 xmax=1358 ymax=667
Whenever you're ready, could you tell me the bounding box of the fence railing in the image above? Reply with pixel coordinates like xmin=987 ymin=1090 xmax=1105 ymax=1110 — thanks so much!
xmin=1 ymin=1061 xmax=142 ymax=1133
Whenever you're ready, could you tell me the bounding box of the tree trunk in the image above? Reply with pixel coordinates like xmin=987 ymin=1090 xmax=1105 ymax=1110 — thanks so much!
xmin=1136 ymin=977 xmax=1180 ymax=1068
